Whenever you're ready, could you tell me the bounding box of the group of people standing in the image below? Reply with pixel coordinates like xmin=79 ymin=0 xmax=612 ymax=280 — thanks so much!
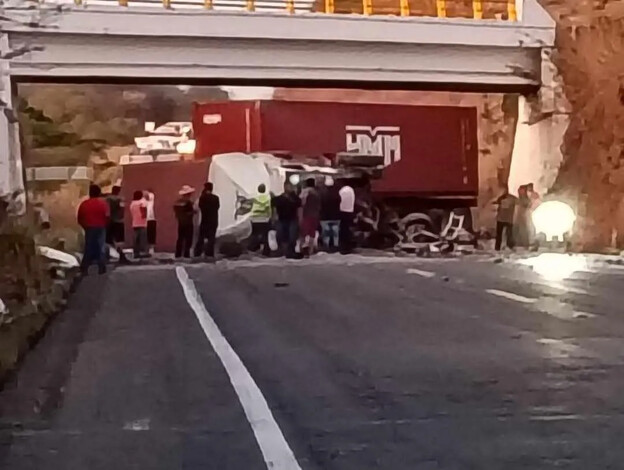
xmin=248 ymin=177 xmax=356 ymax=258
xmin=77 ymin=183 xmax=158 ymax=274
xmin=494 ymin=183 xmax=541 ymax=251
xmin=77 ymin=175 xmax=358 ymax=273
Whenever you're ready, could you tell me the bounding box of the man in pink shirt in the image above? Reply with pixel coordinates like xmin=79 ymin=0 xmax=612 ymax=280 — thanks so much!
xmin=129 ymin=190 xmax=148 ymax=258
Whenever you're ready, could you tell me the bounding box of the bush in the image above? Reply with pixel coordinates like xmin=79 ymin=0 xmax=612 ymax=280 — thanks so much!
xmin=0 ymin=223 xmax=70 ymax=381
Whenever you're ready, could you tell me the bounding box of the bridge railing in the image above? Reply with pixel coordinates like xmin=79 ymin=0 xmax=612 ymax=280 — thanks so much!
xmin=68 ymin=0 xmax=520 ymax=20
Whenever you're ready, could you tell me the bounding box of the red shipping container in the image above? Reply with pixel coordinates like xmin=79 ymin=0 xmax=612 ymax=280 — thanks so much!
xmin=193 ymin=100 xmax=478 ymax=200
xmin=122 ymin=159 xmax=210 ymax=253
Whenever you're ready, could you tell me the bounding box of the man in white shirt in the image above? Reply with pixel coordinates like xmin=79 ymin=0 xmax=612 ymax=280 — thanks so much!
xmin=144 ymin=189 xmax=157 ymax=255
xmin=338 ymin=180 xmax=355 ymax=254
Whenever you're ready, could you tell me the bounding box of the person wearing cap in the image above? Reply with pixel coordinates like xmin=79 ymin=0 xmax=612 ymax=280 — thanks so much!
xmin=174 ymin=185 xmax=196 ymax=259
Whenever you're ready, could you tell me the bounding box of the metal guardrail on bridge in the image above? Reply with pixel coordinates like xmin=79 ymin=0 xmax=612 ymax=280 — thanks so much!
xmin=69 ymin=0 xmax=519 ymax=21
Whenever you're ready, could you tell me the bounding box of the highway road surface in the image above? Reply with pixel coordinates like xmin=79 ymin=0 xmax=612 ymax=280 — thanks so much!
xmin=1 ymin=254 xmax=624 ymax=469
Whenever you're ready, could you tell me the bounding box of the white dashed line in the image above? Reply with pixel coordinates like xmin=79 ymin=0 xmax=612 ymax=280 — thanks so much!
xmin=487 ymin=289 xmax=597 ymax=320
xmin=406 ymin=268 xmax=436 ymax=278
xmin=123 ymin=418 xmax=150 ymax=431
xmin=176 ymin=267 xmax=302 ymax=470
xmin=486 ymin=289 xmax=537 ymax=304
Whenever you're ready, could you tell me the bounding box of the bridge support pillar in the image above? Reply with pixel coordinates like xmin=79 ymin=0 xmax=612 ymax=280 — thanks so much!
xmin=508 ymin=48 xmax=569 ymax=198
xmin=0 ymin=37 xmax=25 ymax=216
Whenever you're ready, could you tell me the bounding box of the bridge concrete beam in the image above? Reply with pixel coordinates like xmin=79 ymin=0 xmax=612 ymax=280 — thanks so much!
xmin=5 ymin=1 xmax=553 ymax=47
xmin=8 ymin=33 xmax=544 ymax=88
xmin=5 ymin=0 xmax=554 ymax=88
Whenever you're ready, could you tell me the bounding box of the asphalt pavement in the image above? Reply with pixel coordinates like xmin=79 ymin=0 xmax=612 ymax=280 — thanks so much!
xmin=2 ymin=253 xmax=624 ymax=469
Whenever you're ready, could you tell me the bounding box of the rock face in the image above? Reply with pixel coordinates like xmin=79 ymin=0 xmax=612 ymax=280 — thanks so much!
xmin=535 ymin=0 xmax=624 ymax=251
xmin=508 ymin=50 xmax=570 ymax=202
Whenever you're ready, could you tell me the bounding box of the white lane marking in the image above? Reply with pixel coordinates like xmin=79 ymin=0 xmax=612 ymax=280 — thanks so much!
xmin=487 ymin=289 xmax=596 ymax=320
xmin=176 ymin=267 xmax=301 ymax=470
xmin=123 ymin=418 xmax=150 ymax=431
xmin=486 ymin=289 xmax=537 ymax=304
xmin=406 ymin=268 xmax=436 ymax=278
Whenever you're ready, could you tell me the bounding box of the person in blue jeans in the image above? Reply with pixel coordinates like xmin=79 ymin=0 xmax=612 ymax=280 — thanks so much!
xmin=271 ymin=182 xmax=301 ymax=258
xmin=77 ymin=184 xmax=109 ymax=275
xmin=320 ymin=177 xmax=342 ymax=252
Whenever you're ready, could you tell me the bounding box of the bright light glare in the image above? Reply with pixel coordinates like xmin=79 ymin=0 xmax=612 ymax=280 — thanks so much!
xmin=519 ymin=253 xmax=588 ymax=281
xmin=532 ymin=201 xmax=576 ymax=241
xmin=176 ymin=139 xmax=196 ymax=155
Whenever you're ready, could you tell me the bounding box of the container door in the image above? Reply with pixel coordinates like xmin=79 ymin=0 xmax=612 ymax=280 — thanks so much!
xmin=193 ymin=101 xmax=255 ymax=158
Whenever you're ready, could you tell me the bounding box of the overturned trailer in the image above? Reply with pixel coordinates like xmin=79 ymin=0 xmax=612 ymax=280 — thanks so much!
xmin=211 ymin=151 xmax=476 ymax=254
xmin=121 ymin=147 xmax=476 ymax=254
xmin=193 ymin=100 xmax=480 ymax=252
xmin=210 ymin=151 xmax=382 ymax=242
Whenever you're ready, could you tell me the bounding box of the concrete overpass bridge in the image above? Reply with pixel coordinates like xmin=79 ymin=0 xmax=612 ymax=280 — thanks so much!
xmin=0 ymin=0 xmax=555 ymax=206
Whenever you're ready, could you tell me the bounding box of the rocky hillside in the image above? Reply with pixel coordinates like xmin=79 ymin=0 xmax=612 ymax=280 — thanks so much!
xmin=537 ymin=0 xmax=624 ymax=250
xmin=18 ymin=84 xmax=228 ymax=167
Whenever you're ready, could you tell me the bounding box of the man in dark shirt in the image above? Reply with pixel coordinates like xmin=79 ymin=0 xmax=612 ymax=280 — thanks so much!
xmin=494 ymin=188 xmax=518 ymax=251
xmin=173 ymin=185 xmax=196 ymax=259
xmin=77 ymin=184 xmax=109 ymax=275
xmin=194 ymin=182 xmax=220 ymax=259
xmin=320 ymin=178 xmax=342 ymax=252
xmin=272 ymin=182 xmax=301 ymax=258
xmin=299 ymin=178 xmax=321 ymax=256
xmin=105 ymin=185 xmax=129 ymax=263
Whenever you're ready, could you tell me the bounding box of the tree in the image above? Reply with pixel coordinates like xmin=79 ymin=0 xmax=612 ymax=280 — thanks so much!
xmin=0 ymin=0 xmax=64 ymax=219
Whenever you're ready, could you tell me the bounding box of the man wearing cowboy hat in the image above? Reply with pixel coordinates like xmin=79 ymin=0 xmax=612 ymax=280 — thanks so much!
xmin=173 ymin=185 xmax=196 ymax=259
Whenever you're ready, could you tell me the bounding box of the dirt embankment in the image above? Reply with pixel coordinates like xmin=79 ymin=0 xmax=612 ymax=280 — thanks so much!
xmin=0 ymin=228 xmax=72 ymax=381
xmin=537 ymin=0 xmax=624 ymax=250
